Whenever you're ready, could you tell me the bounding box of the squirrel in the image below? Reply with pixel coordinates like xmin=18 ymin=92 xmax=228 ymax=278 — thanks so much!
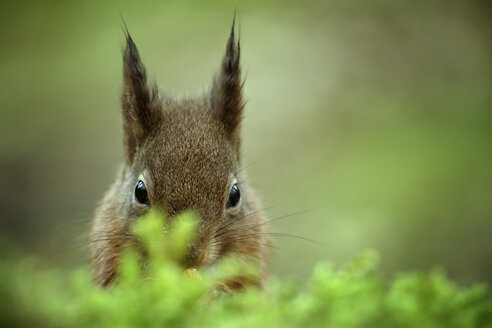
xmin=90 ymin=19 xmax=270 ymax=291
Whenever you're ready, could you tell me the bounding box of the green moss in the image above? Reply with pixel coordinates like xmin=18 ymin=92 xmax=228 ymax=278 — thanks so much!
xmin=0 ymin=211 xmax=491 ymax=327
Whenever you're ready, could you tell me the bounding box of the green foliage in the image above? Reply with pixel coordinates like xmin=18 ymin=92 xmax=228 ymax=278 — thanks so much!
xmin=0 ymin=211 xmax=491 ymax=328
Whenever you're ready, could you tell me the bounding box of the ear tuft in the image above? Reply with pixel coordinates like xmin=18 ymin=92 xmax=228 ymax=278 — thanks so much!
xmin=211 ymin=16 xmax=245 ymax=136
xmin=121 ymin=30 xmax=162 ymax=163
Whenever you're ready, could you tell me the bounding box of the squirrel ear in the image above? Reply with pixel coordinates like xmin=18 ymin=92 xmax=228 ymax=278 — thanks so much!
xmin=211 ymin=17 xmax=245 ymax=136
xmin=121 ymin=32 xmax=162 ymax=163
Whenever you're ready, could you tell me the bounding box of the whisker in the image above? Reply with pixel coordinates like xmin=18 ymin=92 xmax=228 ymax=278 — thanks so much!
xmin=212 ymin=204 xmax=279 ymax=239
xmin=223 ymin=164 xmax=253 ymax=189
xmin=222 ymin=205 xmax=329 ymax=239
xmin=214 ymin=231 xmax=320 ymax=246
xmin=212 ymin=238 xmax=273 ymax=248
xmin=51 ymin=212 xmax=93 ymax=231
xmin=90 ymin=237 xmax=134 ymax=243
xmin=235 ymin=163 xmax=254 ymax=177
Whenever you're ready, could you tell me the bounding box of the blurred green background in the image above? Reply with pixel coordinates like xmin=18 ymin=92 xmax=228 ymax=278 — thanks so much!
xmin=0 ymin=0 xmax=491 ymax=285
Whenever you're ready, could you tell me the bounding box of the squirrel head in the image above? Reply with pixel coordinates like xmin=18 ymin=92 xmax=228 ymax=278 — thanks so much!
xmin=118 ymin=21 xmax=246 ymax=266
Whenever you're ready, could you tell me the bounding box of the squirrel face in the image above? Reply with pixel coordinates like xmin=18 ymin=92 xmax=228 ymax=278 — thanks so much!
xmin=90 ymin=21 xmax=270 ymax=287
xmin=126 ymin=97 xmax=243 ymax=267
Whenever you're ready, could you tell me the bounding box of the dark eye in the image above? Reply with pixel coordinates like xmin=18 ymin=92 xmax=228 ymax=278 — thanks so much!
xmin=134 ymin=180 xmax=150 ymax=206
xmin=227 ymin=183 xmax=240 ymax=208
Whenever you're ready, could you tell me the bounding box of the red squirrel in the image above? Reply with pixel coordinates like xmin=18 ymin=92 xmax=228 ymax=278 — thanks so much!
xmin=90 ymin=20 xmax=270 ymax=291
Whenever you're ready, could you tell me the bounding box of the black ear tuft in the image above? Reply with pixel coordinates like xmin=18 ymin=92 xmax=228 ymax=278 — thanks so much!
xmin=211 ymin=15 xmax=245 ymax=137
xmin=121 ymin=29 xmax=162 ymax=163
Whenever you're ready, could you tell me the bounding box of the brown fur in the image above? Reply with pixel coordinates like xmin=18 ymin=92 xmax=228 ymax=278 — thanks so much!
xmin=90 ymin=21 xmax=270 ymax=289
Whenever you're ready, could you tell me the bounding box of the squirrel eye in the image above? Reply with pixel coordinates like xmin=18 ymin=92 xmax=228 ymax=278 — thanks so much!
xmin=134 ymin=180 xmax=150 ymax=206
xmin=227 ymin=183 xmax=240 ymax=209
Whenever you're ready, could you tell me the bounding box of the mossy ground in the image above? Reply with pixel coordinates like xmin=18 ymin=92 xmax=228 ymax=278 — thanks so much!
xmin=1 ymin=211 xmax=491 ymax=328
